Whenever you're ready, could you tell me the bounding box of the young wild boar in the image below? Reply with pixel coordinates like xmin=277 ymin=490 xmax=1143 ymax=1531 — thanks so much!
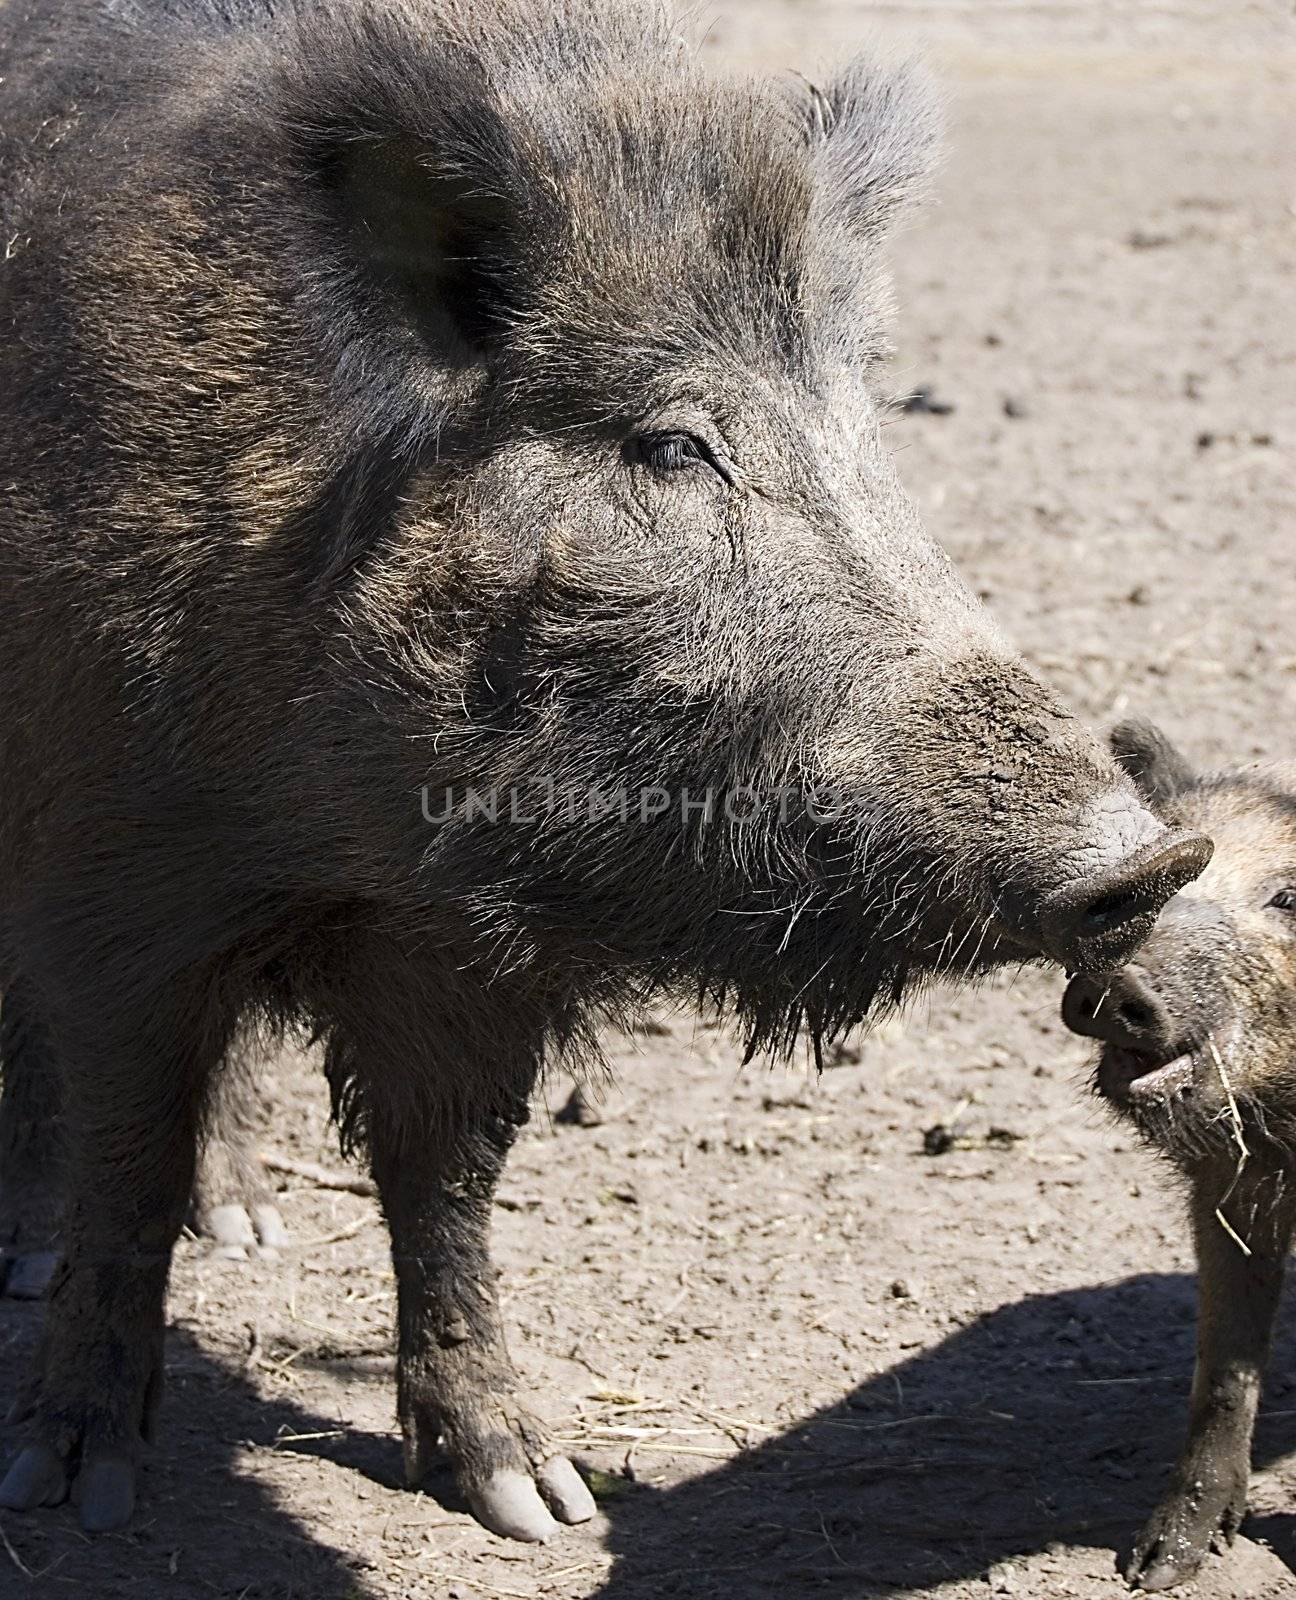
xmin=0 ymin=0 xmax=1208 ymax=1544
xmin=1064 ymin=721 xmax=1296 ymax=1592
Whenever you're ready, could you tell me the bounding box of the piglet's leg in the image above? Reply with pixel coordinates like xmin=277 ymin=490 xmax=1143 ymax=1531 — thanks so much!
xmin=367 ymin=1080 xmax=594 ymax=1543
xmin=1127 ymin=1159 xmax=1296 ymax=1592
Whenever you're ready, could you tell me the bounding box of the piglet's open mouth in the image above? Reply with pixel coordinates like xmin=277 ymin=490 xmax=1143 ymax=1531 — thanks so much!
xmin=1097 ymin=1046 xmax=1195 ymax=1107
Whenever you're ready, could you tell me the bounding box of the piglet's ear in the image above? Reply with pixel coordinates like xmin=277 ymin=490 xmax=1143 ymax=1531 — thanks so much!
xmin=799 ymin=59 xmax=942 ymax=243
xmin=1110 ymin=719 xmax=1197 ymax=808
xmin=330 ymin=139 xmax=511 ymax=358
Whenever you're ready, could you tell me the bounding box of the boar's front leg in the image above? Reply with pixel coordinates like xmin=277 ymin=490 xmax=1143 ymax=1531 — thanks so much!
xmin=0 ymin=981 xmax=66 ymax=1300
xmin=1127 ymin=1159 xmax=1296 ymax=1591
xmin=0 ymin=968 xmax=230 ymax=1531
xmin=355 ymin=1043 xmax=595 ymax=1543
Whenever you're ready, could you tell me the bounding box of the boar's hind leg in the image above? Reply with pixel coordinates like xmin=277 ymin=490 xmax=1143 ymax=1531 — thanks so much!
xmin=0 ymin=983 xmax=66 ymax=1300
xmin=0 ymin=969 xmax=232 ymax=1532
xmin=350 ymin=1033 xmax=595 ymax=1543
xmin=1126 ymin=1161 xmax=1296 ymax=1591
xmin=190 ymin=1045 xmax=287 ymax=1261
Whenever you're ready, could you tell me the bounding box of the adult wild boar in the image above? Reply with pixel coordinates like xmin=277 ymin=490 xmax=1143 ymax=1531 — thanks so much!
xmin=0 ymin=0 xmax=1208 ymax=1544
xmin=1066 ymin=722 xmax=1296 ymax=1592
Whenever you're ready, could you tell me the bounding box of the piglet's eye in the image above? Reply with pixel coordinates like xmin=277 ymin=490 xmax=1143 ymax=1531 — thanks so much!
xmin=1267 ymin=888 xmax=1296 ymax=913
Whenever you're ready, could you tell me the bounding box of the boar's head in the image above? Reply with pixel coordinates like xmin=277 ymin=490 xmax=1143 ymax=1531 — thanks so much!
xmin=264 ymin=4 xmax=1211 ymax=1052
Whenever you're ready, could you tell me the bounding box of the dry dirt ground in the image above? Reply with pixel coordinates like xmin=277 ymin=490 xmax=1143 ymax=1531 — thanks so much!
xmin=2 ymin=3 xmax=1295 ymax=1597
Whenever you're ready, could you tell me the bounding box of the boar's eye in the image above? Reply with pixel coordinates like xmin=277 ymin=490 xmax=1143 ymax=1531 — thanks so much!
xmin=1268 ymin=887 xmax=1296 ymax=914
xmin=629 ymin=431 xmax=733 ymax=486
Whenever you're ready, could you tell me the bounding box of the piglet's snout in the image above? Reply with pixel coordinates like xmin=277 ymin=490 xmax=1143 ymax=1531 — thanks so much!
xmin=1062 ymin=966 xmax=1178 ymax=1055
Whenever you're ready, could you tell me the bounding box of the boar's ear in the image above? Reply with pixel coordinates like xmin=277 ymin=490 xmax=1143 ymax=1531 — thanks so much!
xmin=328 ymin=138 xmax=513 ymax=358
xmin=1110 ymin=719 xmax=1197 ymax=808
xmin=797 ymin=60 xmax=942 ymax=243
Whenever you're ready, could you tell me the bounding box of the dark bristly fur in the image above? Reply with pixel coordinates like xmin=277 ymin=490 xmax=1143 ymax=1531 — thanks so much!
xmin=0 ymin=0 xmax=1194 ymax=1542
xmin=1065 ymin=722 xmax=1296 ymax=1592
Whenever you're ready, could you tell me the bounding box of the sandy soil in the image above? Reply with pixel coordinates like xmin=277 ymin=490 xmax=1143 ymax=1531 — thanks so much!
xmin=2 ymin=3 xmax=1294 ymax=1597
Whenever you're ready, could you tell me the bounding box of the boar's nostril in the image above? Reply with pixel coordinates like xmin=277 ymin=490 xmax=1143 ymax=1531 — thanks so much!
xmin=1041 ymin=829 xmax=1213 ymax=975
xmin=1081 ymin=883 xmax=1149 ymax=933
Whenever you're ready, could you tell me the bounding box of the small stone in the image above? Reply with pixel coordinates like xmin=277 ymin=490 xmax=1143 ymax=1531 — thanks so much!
xmin=441 ymin=1315 xmax=472 ymax=1346
xmin=889 ymin=1278 xmax=912 ymax=1300
xmin=923 ymin=1123 xmax=957 ymax=1156
xmin=986 ymin=1559 xmax=1019 ymax=1592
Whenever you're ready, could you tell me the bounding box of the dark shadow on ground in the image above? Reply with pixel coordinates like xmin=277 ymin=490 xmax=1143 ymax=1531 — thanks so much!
xmin=584 ymin=1273 xmax=1296 ymax=1599
xmin=2 ymin=1273 xmax=1293 ymax=1598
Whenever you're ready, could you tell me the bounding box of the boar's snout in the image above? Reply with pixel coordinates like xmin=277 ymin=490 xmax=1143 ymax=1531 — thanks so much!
xmin=1037 ymin=830 xmax=1214 ymax=974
